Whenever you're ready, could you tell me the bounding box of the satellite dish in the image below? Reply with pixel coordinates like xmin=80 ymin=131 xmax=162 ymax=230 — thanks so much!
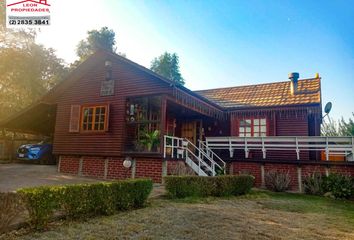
xmin=324 ymin=102 xmax=332 ymax=114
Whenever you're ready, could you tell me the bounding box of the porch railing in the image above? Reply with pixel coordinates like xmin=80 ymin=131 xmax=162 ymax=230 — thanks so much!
xmin=205 ymin=136 xmax=354 ymax=161
xmin=163 ymin=135 xmax=226 ymax=176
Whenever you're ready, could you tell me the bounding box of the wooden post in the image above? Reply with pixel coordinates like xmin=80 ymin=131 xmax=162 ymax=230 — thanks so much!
xmin=160 ymin=95 xmax=167 ymax=154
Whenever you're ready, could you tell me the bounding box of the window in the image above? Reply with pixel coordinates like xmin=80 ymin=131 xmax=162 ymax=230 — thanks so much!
xmin=239 ymin=118 xmax=267 ymax=137
xmin=125 ymin=96 xmax=161 ymax=152
xmin=81 ymin=105 xmax=108 ymax=132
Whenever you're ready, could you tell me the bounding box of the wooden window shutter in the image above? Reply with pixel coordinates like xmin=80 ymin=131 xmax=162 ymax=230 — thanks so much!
xmin=105 ymin=104 xmax=110 ymax=131
xmin=69 ymin=105 xmax=81 ymax=132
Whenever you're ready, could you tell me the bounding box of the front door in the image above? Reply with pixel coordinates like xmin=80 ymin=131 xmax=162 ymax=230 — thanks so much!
xmin=181 ymin=120 xmax=202 ymax=146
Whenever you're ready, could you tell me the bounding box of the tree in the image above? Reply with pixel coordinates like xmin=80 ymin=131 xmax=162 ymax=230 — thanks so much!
xmin=150 ymin=52 xmax=185 ymax=85
xmin=321 ymin=114 xmax=354 ymax=136
xmin=339 ymin=113 xmax=354 ymax=136
xmin=321 ymin=118 xmax=339 ymax=136
xmin=76 ymin=27 xmax=116 ymax=61
xmin=0 ymin=7 xmax=68 ymax=121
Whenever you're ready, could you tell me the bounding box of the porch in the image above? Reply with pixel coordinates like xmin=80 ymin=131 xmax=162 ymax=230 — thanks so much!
xmin=123 ymin=90 xmax=227 ymax=155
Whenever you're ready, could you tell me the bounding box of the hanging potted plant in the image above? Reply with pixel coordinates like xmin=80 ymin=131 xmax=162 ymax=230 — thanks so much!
xmin=140 ymin=130 xmax=160 ymax=152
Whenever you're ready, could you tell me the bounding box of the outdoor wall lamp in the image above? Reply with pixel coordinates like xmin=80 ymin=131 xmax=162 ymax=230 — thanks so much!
xmin=123 ymin=156 xmax=133 ymax=168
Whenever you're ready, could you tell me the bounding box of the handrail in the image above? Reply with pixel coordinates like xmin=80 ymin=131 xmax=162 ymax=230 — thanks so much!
xmin=198 ymin=140 xmax=226 ymax=173
xmin=184 ymin=145 xmax=213 ymax=173
xmin=164 ymin=135 xmax=226 ymax=176
xmin=205 ymin=136 xmax=354 ymax=161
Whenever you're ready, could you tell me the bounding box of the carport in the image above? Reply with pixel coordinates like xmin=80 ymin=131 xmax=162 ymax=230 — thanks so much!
xmin=0 ymin=102 xmax=57 ymax=161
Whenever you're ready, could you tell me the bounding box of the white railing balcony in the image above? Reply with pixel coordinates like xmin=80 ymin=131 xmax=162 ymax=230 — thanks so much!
xmin=205 ymin=136 xmax=354 ymax=161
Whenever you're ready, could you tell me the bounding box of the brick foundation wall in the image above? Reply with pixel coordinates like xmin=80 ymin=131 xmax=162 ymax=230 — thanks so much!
xmin=135 ymin=158 xmax=163 ymax=183
xmin=231 ymin=161 xmax=354 ymax=192
xmin=233 ymin=162 xmax=262 ymax=187
xmin=264 ymin=164 xmax=298 ymax=190
xmin=107 ymin=158 xmax=132 ymax=180
xmin=58 ymin=155 xmax=80 ymax=174
xmin=58 ymin=155 xmax=163 ymax=183
xmin=82 ymin=156 xmax=105 ymax=178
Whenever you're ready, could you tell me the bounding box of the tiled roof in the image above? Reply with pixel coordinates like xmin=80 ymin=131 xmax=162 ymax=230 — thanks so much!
xmin=194 ymin=78 xmax=321 ymax=109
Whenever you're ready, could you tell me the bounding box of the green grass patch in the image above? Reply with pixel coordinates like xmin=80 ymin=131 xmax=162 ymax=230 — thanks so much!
xmin=258 ymin=190 xmax=354 ymax=223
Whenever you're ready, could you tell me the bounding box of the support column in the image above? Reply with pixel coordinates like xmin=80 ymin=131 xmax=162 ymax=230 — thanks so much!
xmin=131 ymin=158 xmax=136 ymax=179
xmin=162 ymin=160 xmax=167 ymax=183
xmin=57 ymin=156 xmax=62 ymax=172
xmin=261 ymin=164 xmax=265 ymax=188
xmin=78 ymin=157 xmax=83 ymax=176
xmin=325 ymin=166 xmax=330 ymax=177
xmin=297 ymin=166 xmax=302 ymax=193
xmin=104 ymin=158 xmax=109 ymax=179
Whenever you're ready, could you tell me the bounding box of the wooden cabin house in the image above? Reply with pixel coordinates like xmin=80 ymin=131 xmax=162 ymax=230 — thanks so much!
xmin=1 ymin=50 xmax=353 ymax=191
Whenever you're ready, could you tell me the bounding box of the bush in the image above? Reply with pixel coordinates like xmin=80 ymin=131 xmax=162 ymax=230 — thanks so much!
xmin=164 ymin=175 xmax=254 ymax=198
xmin=18 ymin=179 xmax=153 ymax=229
xmin=323 ymin=173 xmax=354 ymax=199
xmin=17 ymin=186 xmax=60 ymax=229
xmin=0 ymin=192 xmax=25 ymax=233
xmin=265 ymin=170 xmax=291 ymax=192
xmin=303 ymin=172 xmax=325 ymax=195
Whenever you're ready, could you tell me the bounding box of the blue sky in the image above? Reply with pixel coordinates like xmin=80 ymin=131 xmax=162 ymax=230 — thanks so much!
xmin=37 ymin=0 xmax=354 ymax=119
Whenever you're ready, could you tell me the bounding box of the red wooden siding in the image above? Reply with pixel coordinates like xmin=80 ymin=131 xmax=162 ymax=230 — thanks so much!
xmin=230 ymin=113 xmax=311 ymax=160
xmin=53 ymin=58 xmax=172 ymax=156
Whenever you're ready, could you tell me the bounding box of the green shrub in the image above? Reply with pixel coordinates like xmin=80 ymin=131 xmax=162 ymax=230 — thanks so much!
xmin=18 ymin=179 xmax=153 ymax=229
xmin=323 ymin=173 xmax=354 ymax=199
xmin=303 ymin=172 xmax=325 ymax=195
xmin=265 ymin=170 xmax=291 ymax=192
xmin=164 ymin=175 xmax=254 ymax=198
xmin=0 ymin=192 xmax=25 ymax=233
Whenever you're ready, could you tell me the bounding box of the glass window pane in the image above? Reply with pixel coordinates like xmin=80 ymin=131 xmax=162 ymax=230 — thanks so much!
xmin=261 ymin=126 xmax=266 ymax=132
xmin=261 ymin=118 xmax=266 ymax=125
xmin=254 ymin=132 xmax=259 ymax=137
xmin=239 ymin=133 xmax=245 ymax=137
xmin=246 ymin=127 xmax=251 ymax=132
xmin=240 ymin=120 xmax=246 ymax=127
xmin=254 ymin=119 xmax=259 ymax=125
xmin=261 ymin=132 xmax=266 ymax=137
xmin=239 ymin=127 xmax=244 ymax=133
xmin=245 ymin=133 xmax=251 ymax=137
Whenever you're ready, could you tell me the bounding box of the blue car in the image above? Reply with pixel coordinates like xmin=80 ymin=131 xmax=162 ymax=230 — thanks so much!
xmin=17 ymin=142 xmax=55 ymax=164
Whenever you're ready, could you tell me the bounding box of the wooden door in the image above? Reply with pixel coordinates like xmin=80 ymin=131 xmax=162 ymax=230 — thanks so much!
xmin=181 ymin=120 xmax=202 ymax=146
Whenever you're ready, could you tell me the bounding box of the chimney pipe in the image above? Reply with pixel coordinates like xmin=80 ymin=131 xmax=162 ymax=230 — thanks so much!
xmin=289 ymin=72 xmax=299 ymax=95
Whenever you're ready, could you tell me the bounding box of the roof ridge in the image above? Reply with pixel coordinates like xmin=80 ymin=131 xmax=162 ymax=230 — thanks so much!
xmin=194 ymin=78 xmax=319 ymax=92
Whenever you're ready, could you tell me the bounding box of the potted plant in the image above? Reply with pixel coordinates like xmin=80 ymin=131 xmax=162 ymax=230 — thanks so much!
xmin=140 ymin=130 xmax=160 ymax=152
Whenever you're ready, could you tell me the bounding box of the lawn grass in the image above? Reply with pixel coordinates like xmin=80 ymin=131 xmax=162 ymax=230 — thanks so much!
xmin=2 ymin=189 xmax=354 ymax=240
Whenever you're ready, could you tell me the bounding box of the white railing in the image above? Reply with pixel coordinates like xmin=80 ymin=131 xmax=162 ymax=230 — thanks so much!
xmin=163 ymin=135 xmax=226 ymax=176
xmin=205 ymin=136 xmax=354 ymax=161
